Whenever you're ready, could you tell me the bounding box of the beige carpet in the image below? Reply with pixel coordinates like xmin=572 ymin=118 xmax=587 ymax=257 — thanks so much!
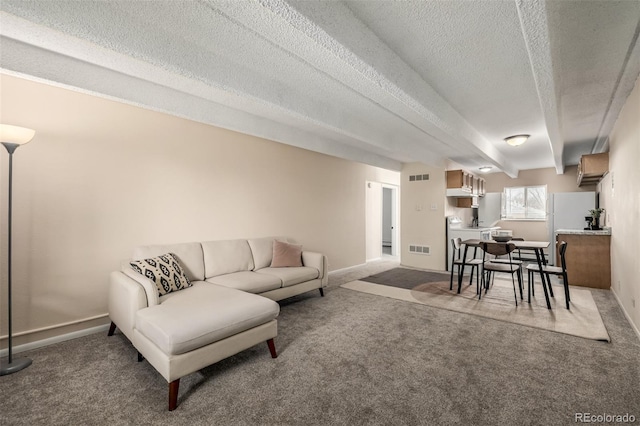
xmin=341 ymin=276 xmax=610 ymax=342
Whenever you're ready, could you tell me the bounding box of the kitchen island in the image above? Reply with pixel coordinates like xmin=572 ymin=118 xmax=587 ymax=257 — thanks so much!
xmin=555 ymin=228 xmax=611 ymax=289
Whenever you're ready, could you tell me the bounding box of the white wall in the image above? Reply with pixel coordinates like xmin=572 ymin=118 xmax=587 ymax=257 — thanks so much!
xmin=598 ymin=76 xmax=640 ymax=335
xmin=401 ymin=163 xmax=447 ymax=271
xmin=0 ymin=74 xmax=400 ymax=348
xmin=365 ymin=181 xmax=383 ymax=261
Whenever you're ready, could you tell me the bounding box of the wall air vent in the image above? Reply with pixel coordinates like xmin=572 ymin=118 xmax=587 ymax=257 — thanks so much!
xmin=409 ymin=245 xmax=430 ymax=255
xmin=409 ymin=174 xmax=429 ymax=182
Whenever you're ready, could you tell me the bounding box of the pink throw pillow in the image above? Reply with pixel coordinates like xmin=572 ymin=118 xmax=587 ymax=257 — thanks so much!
xmin=271 ymin=240 xmax=303 ymax=268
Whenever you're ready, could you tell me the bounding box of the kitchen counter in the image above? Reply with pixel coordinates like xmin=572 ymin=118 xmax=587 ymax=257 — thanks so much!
xmin=555 ymin=230 xmax=611 ymax=289
xmin=556 ymin=228 xmax=611 ymax=235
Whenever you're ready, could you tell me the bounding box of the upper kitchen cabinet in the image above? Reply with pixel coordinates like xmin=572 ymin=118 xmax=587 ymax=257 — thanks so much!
xmin=446 ymin=170 xmax=485 ymax=196
xmin=446 ymin=170 xmax=485 ymax=207
xmin=577 ymin=152 xmax=609 ymax=187
xmin=446 ymin=169 xmax=473 ymax=192
xmin=471 ymin=176 xmax=485 ymax=196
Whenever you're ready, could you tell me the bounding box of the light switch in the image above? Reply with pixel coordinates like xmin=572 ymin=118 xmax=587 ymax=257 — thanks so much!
xmin=430 ymin=203 xmax=437 ymax=210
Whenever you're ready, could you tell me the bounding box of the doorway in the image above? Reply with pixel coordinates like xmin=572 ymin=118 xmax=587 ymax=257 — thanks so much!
xmin=382 ymin=185 xmax=398 ymax=257
xmin=366 ymin=182 xmax=399 ymax=261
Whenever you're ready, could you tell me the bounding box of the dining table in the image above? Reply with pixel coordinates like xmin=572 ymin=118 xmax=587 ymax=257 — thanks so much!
xmin=460 ymin=239 xmax=552 ymax=309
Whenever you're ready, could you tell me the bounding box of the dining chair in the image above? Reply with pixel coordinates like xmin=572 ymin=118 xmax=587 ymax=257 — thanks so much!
xmin=487 ymin=237 xmax=525 ymax=284
xmin=449 ymin=238 xmax=482 ymax=294
xmin=481 ymin=242 xmax=523 ymax=305
xmin=526 ymin=241 xmax=569 ymax=309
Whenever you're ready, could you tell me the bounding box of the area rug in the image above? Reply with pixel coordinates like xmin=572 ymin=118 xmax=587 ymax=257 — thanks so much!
xmin=342 ymin=268 xmax=610 ymax=342
xmin=361 ymin=268 xmax=452 ymax=289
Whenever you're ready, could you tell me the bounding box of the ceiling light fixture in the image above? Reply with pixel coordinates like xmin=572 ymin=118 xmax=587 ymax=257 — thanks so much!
xmin=479 ymin=166 xmax=493 ymax=172
xmin=504 ymin=134 xmax=530 ymax=146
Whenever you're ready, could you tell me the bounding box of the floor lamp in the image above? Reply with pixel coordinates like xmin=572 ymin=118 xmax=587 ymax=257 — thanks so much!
xmin=0 ymin=124 xmax=35 ymax=376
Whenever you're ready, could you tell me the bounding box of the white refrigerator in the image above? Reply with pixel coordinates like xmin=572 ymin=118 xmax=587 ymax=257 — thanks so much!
xmin=547 ymin=191 xmax=597 ymax=265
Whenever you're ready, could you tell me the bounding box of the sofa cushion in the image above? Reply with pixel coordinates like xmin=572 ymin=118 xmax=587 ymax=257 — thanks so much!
xmin=256 ymin=267 xmax=319 ymax=288
xmin=248 ymin=236 xmax=285 ymax=270
xmin=206 ymin=271 xmax=282 ymax=294
xmin=271 ymin=240 xmax=303 ymax=267
xmin=133 ymin=242 xmax=204 ymax=281
xmin=130 ymin=253 xmax=192 ymax=297
xmin=202 ymin=239 xmax=254 ymax=278
xmin=136 ymin=282 xmax=279 ymax=356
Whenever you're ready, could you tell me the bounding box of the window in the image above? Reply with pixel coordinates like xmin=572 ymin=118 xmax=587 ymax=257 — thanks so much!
xmin=501 ymin=185 xmax=546 ymax=220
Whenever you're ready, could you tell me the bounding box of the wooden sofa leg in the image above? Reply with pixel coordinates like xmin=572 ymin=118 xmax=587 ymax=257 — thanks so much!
xmin=267 ymin=338 xmax=278 ymax=358
xmin=107 ymin=322 xmax=117 ymax=336
xmin=137 ymin=352 xmax=144 ymax=362
xmin=169 ymin=379 xmax=180 ymax=411
xmin=319 ymin=288 xmax=324 ymax=297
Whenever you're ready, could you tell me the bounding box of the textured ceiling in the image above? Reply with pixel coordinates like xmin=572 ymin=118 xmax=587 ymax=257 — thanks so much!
xmin=1 ymin=0 xmax=639 ymax=177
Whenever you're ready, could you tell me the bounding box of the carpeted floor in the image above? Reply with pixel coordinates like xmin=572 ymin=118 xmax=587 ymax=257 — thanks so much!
xmin=1 ymin=260 xmax=639 ymax=425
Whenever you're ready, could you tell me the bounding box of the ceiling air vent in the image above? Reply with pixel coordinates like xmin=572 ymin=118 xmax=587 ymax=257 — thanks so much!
xmin=409 ymin=174 xmax=429 ymax=182
xmin=409 ymin=245 xmax=430 ymax=255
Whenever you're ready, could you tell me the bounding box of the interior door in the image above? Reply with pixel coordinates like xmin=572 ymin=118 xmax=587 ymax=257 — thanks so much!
xmin=382 ymin=185 xmax=398 ymax=256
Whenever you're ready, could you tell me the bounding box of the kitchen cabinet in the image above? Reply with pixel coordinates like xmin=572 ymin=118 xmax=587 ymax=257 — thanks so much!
xmin=470 ymin=177 xmax=486 ymax=197
xmin=446 ymin=170 xmax=472 ymax=191
xmin=555 ymin=231 xmax=611 ymax=289
xmin=456 ymin=198 xmax=474 ymax=208
xmin=447 ymin=170 xmax=484 ymax=206
xmin=471 ymin=177 xmax=477 ymax=195
xmin=577 ymin=152 xmax=608 ymax=187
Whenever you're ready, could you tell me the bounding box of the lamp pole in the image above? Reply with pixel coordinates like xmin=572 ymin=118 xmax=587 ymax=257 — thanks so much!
xmin=1 ymin=129 xmax=34 ymax=375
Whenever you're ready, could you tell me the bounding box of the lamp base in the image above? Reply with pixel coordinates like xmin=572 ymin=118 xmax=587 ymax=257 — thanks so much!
xmin=0 ymin=356 xmax=32 ymax=376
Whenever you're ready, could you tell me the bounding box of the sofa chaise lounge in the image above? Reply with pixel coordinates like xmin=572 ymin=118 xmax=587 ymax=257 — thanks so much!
xmin=108 ymin=236 xmax=328 ymax=410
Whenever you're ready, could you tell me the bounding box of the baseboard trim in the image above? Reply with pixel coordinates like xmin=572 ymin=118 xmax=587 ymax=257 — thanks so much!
xmin=329 ymin=262 xmax=369 ymax=275
xmin=330 ymin=258 xmax=401 ymax=276
xmin=611 ymin=288 xmax=640 ymax=342
xmin=0 ymin=323 xmax=110 ymax=357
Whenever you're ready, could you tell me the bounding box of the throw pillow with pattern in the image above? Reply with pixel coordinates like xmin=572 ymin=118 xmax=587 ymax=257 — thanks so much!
xmin=130 ymin=253 xmax=192 ymax=296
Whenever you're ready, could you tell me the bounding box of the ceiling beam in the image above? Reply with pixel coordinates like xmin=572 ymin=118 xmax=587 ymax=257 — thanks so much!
xmin=592 ymin=16 xmax=640 ymax=154
xmin=0 ymin=11 xmax=407 ymax=170
xmin=211 ymin=0 xmax=519 ymax=177
xmin=516 ymin=0 xmax=565 ymax=175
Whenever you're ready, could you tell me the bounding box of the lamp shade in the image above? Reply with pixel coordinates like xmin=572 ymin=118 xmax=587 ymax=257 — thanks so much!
xmin=504 ymin=134 xmax=529 ymax=146
xmin=0 ymin=124 xmax=36 ymax=145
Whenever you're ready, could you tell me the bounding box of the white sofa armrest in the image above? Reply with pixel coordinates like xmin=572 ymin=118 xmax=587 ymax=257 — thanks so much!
xmin=302 ymin=251 xmax=328 ymax=286
xmin=121 ymin=261 xmax=160 ymax=307
xmin=108 ymin=271 xmax=149 ymax=342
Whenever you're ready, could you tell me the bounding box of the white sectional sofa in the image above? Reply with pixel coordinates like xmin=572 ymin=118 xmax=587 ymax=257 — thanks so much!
xmin=108 ymin=236 xmax=328 ymax=410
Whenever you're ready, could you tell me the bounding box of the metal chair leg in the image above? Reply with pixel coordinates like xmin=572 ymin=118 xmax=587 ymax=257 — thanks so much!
xmin=517 ymin=268 xmax=523 ymax=300
xmin=545 ymin=272 xmax=555 ymax=298
xmin=530 ymin=269 xmax=535 ymax=296
xmin=562 ymin=272 xmax=570 ymax=309
xmin=449 ymin=264 xmax=455 ymax=291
